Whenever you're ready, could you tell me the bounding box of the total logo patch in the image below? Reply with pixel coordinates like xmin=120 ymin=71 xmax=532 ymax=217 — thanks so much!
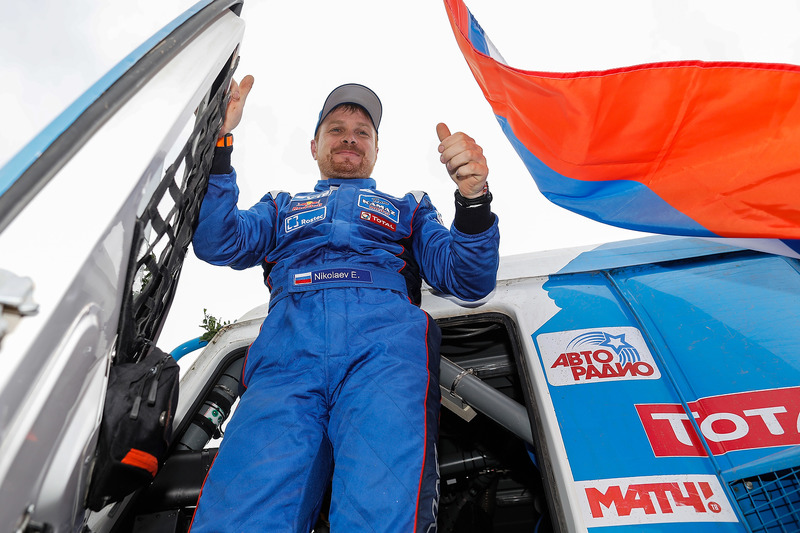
xmin=357 ymin=194 xmax=399 ymax=223
xmin=536 ymin=327 xmax=660 ymax=386
xmin=360 ymin=210 xmax=396 ymax=231
xmin=576 ymin=474 xmax=737 ymax=526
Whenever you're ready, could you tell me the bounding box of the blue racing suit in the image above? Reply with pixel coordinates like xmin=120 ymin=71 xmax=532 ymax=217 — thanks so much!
xmin=190 ymin=145 xmax=500 ymax=532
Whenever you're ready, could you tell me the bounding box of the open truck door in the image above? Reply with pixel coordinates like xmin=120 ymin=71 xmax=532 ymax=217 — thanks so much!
xmin=0 ymin=2 xmax=244 ymax=531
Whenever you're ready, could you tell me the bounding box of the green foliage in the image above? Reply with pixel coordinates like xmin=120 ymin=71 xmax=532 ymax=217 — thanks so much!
xmin=199 ymin=308 xmax=231 ymax=342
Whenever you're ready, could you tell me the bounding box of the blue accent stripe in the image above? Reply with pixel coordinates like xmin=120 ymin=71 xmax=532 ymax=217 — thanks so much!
xmin=467 ymin=11 xmax=491 ymax=56
xmin=494 ymin=115 xmax=717 ymax=237
xmin=0 ymin=0 xmax=212 ymax=198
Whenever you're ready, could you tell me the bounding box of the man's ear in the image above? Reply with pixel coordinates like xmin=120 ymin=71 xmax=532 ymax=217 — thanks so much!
xmin=310 ymin=139 xmax=318 ymax=160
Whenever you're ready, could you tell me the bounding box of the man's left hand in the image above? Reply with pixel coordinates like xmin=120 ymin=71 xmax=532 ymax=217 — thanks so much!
xmin=436 ymin=123 xmax=488 ymax=198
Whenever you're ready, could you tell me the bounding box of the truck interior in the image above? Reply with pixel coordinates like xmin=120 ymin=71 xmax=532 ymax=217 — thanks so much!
xmin=104 ymin=313 xmax=554 ymax=533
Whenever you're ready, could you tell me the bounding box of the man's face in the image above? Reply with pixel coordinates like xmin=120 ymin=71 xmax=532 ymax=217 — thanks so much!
xmin=311 ymin=106 xmax=378 ymax=180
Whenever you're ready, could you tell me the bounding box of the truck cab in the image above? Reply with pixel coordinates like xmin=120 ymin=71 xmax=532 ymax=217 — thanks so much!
xmin=95 ymin=236 xmax=800 ymax=533
xmin=1 ymin=1 xmax=798 ymax=531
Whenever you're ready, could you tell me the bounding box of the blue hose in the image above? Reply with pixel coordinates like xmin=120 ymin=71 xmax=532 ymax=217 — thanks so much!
xmin=170 ymin=337 xmax=209 ymax=360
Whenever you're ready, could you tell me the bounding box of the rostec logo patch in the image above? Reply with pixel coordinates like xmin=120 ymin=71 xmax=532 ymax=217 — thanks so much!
xmin=360 ymin=210 xmax=396 ymax=231
xmin=536 ymin=327 xmax=660 ymax=386
xmin=637 ymin=386 xmax=800 ymax=457
xmin=284 ymin=207 xmax=326 ymax=233
xmin=576 ymin=474 xmax=737 ymax=526
xmin=357 ymin=194 xmax=399 ymax=223
xmin=293 ymin=268 xmax=373 ymax=286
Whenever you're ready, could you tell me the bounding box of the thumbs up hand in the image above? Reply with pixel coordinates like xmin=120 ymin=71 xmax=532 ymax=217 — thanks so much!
xmin=436 ymin=123 xmax=488 ymax=198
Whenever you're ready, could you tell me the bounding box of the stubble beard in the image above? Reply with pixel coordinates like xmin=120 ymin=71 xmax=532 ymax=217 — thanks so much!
xmin=318 ymin=152 xmax=375 ymax=180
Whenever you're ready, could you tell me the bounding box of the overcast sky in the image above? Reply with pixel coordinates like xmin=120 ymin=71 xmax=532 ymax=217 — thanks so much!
xmin=3 ymin=0 xmax=799 ymax=351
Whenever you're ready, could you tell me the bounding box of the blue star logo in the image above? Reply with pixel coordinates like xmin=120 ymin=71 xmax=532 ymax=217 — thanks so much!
xmin=599 ymin=332 xmax=634 ymax=355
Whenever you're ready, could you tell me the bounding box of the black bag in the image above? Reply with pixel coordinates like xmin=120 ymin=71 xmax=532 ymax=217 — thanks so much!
xmin=86 ymin=345 xmax=180 ymax=511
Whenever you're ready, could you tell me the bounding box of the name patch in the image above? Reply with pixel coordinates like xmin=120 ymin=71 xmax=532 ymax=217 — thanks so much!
xmin=294 ymin=268 xmax=374 ymax=286
xmin=357 ymin=194 xmax=399 ymax=223
xmin=284 ymin=207 xmax=326 ymax=233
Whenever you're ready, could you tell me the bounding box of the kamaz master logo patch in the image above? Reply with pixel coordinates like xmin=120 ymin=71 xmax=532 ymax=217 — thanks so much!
xmin=284 ymin=207 xmax=326 ymax=233
xmin=357 ymin=194 xmax=399 ymax=223
xmin=536 ymin=327 xmax=660 ymax=386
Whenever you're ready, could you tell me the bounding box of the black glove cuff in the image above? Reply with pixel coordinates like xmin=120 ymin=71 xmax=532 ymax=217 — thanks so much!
xmin=454 ymin=187 xmax=492 ymax=208
xmin=210 ymin=145 xmax=233 ymax=175
xmin=454 ymin=191 xmax=495 ymax=235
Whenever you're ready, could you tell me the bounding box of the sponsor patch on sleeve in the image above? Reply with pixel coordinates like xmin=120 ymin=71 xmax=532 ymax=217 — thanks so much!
xmin=535 ymin=327 xmax=661 ymax=386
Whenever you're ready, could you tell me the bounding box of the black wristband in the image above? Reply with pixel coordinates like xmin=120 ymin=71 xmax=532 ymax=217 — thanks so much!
xmin=454 ymin=188 xmax=492 ymax=208
xmin=453 ymin=185 xmax=495 ymax=234
xmin=210 ymin=145 xmax=233 ymax=175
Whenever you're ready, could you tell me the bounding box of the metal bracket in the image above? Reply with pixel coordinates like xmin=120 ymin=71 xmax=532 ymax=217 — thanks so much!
xmin=440 ymin=387 xmax=477 ymax=422
xmin=441 ymin=366 xmax=479 ymax=422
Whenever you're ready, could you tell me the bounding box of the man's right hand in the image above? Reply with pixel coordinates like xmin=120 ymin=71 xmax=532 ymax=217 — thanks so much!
xmin=219 ymin=75 xmax=254 ymax=137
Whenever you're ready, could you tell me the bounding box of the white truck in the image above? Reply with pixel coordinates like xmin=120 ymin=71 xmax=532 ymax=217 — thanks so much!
xmin=1 ymin=1 xmax=798 ymax=532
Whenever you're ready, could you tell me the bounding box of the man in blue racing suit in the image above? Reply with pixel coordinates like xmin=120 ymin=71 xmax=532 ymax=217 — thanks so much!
xmin=189 ymin=78 xmax=500 ymax=532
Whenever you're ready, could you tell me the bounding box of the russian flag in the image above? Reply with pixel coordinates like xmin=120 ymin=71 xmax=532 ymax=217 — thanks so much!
xmin=443 ymin=0 xmax=800 ymax=257
xmin=294 ymin=272 xmax=312 ymax=285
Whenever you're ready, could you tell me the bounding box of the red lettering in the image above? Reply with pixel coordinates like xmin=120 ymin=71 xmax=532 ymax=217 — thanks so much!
xmin=585 ymin=365 xmax=603 ymax=380
xmin=633 ymin=362 xmax=654 ymax=376
xmin=593 ymin=349 xmax=613 ymax=363
xmin=586 ymin=485 xmax=660 ymax=517
xmin=567 ymin=352 xmax=583 ymax=366
xmin=571 ymin=366 xmax=587 ymax=380
xmin=634 ymin=483 xmax=706 ymax=514
xmin=580 ymin=350 xmax=593 ymax=364
xmin=586 ymin=486 xmax=624 ymax=518
xmin=675 ymin=482 xmax=707 ymax=513
xmin=620 ymin=486 xmax=657 ymax=516
xmin=551 ymin=353 xmax=570 ymax=368
xmin=601 ymin=363 xmax=618 ymax=378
